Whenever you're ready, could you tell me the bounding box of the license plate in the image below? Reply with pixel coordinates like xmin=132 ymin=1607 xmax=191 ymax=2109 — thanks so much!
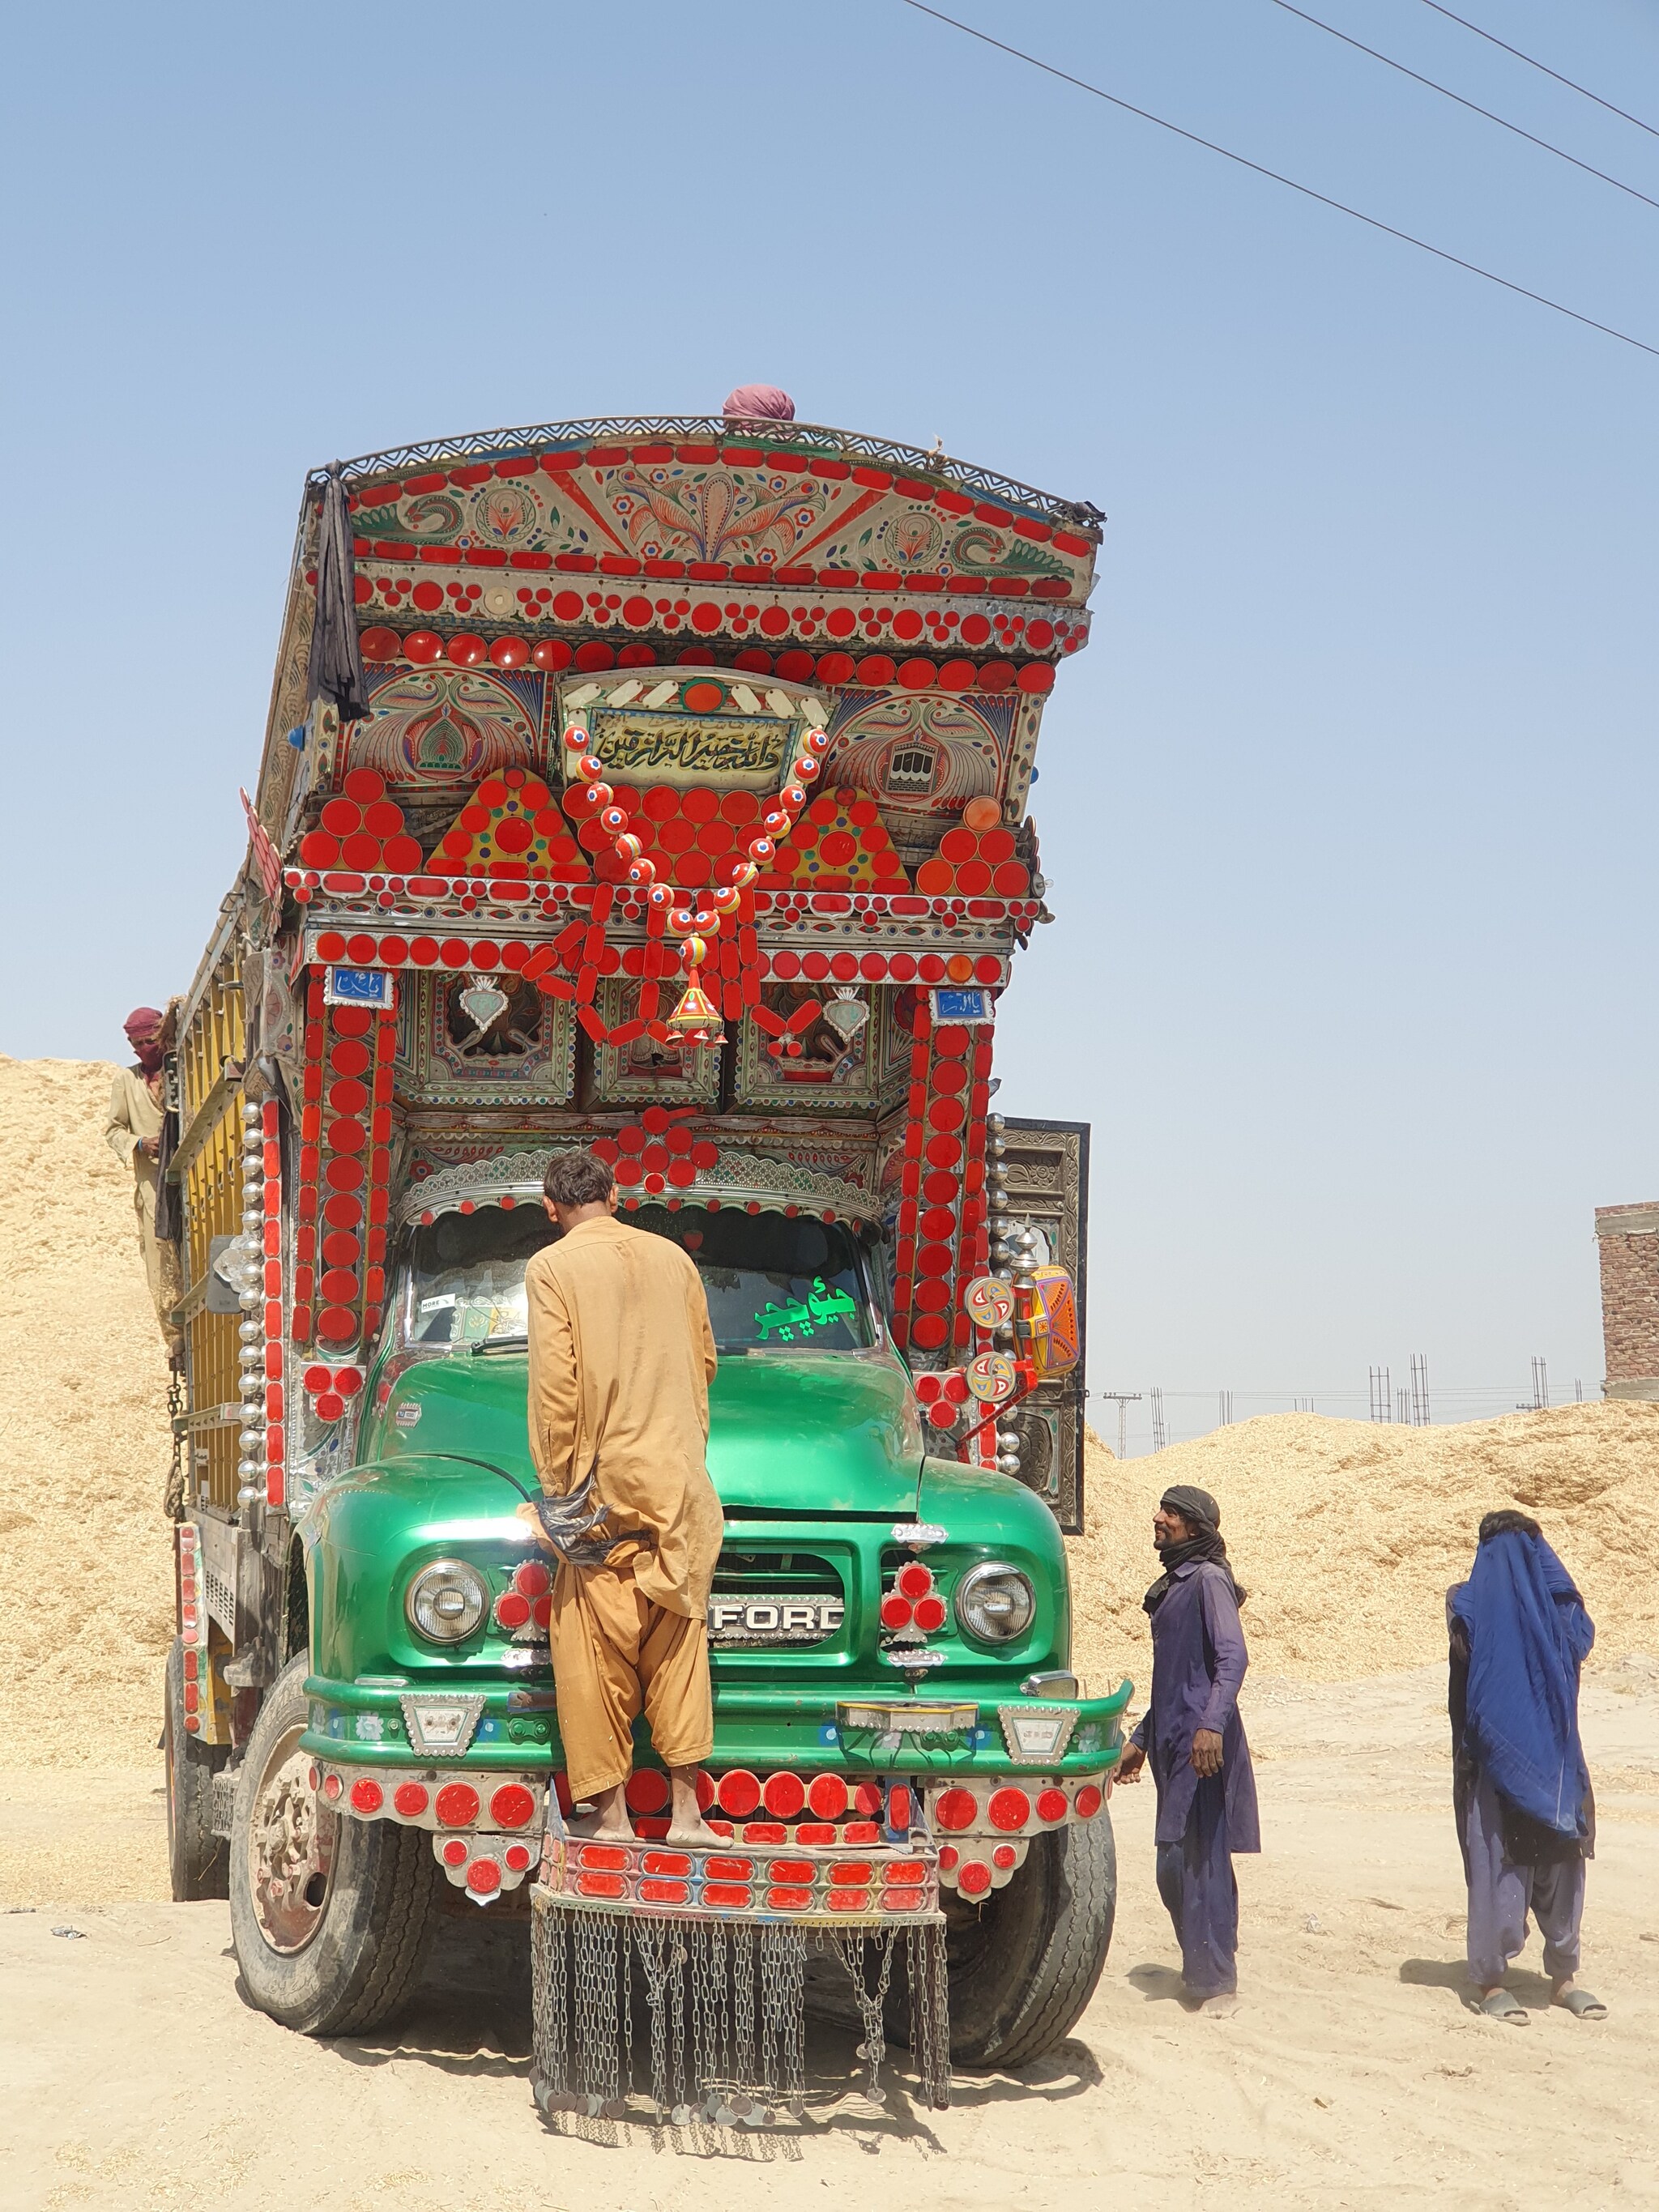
xmin=706 ymin=1594 xmax=844 ymax=1645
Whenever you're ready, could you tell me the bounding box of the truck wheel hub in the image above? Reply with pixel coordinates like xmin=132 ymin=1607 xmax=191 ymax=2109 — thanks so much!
xmin=247 ymin=1724 xmax=336 ymax=1954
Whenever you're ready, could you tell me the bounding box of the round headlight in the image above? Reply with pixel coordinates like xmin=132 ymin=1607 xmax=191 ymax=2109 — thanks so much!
xmin=405 ymin=1558 xmax=488 ymax=1643
xmin=954 ymin=1561 xmax=1036 ymax=1645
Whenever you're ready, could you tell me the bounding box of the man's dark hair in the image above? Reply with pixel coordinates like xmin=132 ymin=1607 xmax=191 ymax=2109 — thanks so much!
xmin=544 ymin=1150 xmax=616 ymax=1209
xmin=1478 ymin=1508 xmax=1542 ymax=1545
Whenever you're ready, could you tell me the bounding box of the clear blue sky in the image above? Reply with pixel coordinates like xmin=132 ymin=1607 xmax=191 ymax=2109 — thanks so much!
xmin=4 ymin=1 xmax=1655 ymax=1441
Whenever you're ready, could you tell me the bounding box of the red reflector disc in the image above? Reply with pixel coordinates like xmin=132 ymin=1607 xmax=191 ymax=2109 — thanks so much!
xmin=624 ymin=1767 xmax=669 ymax=1814
xmin=895 ymin=1560 xmax=933 ymax=1600
xmin=322 ymin=1772 xmax=343 ymax=1801
xmin=494 ymin=1592 xmax=531 ymax=1630
xmin=1036 ymin=1787 xmax=1068 ymax=1822
xmin=513 ymin=1559 xmax=551 ymax=1599
xmin=349 ymin=1779 xmax=384 ymax=1814
xmin=434 ymin=1782 xmax=480 ymax=1828
xmin=716 ymin=1771 xmax=761 ymax=1818
xmin=505 ymin=1844 xmax=531 ymax=1871
xmin=1074 ymin=1784 xmax=1104 ymax=1818
xmin=879 ymin=1593 xmax=913 ymax=1630
xmin=489 ymin=1784 xmax=537 ymax=1830
xmin=912 ymin=1595 xmax=947 ymax=1633
xmin=441 ymin=1838 xmax=468 ymax=1865
xmin=467 ymin=1860 xmax=501 ymax=1894
xmin=957 ymin=1860 xmax=992 ymax=1896
xmin=934 ymin=1787 xmax=977 ymax=1831
xmin=987 ymin=1787 xmax=1031 ymax=1832
xmin=762 ymin=1771 xmax=806 ymax=1820
xmin=992 ymin=1844 xmax=1017 ymax=1869
xmin=393 ymin=1782 xmax=429 ymax=1818
xmin=807 ymin=1775 xmax=848 ymax=1820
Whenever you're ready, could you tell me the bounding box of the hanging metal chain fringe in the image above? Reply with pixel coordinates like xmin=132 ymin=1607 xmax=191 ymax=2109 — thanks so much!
xmin=531 ymin=1897 xmax=949 ymax=2129
xmin=164 ymin=1367 xmax=187 ymax=1522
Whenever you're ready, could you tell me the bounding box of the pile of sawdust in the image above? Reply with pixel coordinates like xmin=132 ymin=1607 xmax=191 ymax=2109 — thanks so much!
xmin=0 ymin=1057 xmax=175 ymax=1767
xmin=1067 ymin=1404 xmax=1659 ymax=1694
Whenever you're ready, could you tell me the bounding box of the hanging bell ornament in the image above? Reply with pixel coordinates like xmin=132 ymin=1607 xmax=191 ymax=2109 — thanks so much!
xmin=761 ymin=808 xmax=790 ymax=836
xmin=680 ymin=934 xmax=708 ymax=970
xmin=599 ymin=805 xmax=628 ymax=835
xmin=780 ymin=784 xmax=807 ymax=811
xmin=629 ymin=855 xmax=657 ymax=885
xmin=664 ymin=974 xmax=724 ymax=1044
xmin=563 ymin=722 xmax=590 ymax=752
xmin=749 ymin=836 xmax=776 ymax=863
xmin=615 ymin=833 xmax=642 ymax=864
xmin=710 ymin=885 xmax=741 ymax=915
xmin=804 ymin=725 xmax=830 ymax=753
xmin=792 ymin=754 xmax=821 ymax=782
xmin=730 ymin=859 xmax=758 ymax=889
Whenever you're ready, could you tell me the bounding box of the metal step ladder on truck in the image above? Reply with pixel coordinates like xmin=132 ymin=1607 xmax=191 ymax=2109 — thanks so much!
xmin=164 ymin=407 xmax=1126 ymax=2090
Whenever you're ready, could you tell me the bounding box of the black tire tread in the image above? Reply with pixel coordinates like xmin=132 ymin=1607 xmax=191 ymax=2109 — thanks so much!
xmin=164 ymin=1639 xmax=229 ymax=1902
xmin=985 ymin=1813 xmax=1116 ymax=2068
xmin=328 ymin=1820 xmax=441 ymax=2035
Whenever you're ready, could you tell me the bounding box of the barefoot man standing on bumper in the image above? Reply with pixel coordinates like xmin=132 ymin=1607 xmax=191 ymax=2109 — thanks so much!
xmin=522 ymin=1149 xmax=723 ymax=1847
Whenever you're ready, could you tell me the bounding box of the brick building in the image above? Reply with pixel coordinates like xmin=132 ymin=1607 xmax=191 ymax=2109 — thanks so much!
xmin=1596 ymin=1202 xmax=1659 ymax=1400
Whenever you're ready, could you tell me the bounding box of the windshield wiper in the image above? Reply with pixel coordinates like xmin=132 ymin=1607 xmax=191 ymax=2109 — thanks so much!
xmin=469 ymin=1334 xmax=529 ymax=1355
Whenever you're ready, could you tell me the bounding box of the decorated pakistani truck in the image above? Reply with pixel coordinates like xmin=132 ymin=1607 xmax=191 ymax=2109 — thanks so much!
xmin=164 ymin=405 xmax=1126 ymax=2077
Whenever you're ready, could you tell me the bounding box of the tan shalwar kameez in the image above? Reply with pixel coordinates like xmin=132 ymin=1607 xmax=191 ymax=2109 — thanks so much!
xmin=525 ymin=1216 xmax=722 ymax=1801
xmin=104 ymin=1066 xmax=182 ymax=1356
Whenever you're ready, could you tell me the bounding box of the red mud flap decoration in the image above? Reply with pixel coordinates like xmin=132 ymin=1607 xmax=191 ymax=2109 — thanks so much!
xmin=528 ymin=1802 xmax=951 ymax=2127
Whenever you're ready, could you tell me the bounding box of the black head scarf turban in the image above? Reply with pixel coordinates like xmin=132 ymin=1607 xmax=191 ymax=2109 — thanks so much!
xmin=1144 ymin=1484 xmax=1247 ymax=1615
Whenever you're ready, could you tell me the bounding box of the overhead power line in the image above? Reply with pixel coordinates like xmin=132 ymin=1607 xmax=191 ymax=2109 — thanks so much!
xmin=1418 ymin=1 xmax=1659 ymax=143
xmin=1269 ymin=0 xmax=1659 ymax=214
xmin=900 ymin=1 xmax=1659 ymax=364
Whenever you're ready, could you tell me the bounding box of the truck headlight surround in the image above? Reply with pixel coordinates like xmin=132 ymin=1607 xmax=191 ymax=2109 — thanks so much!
xmin=404 ymin=1558 xmax=488 ymax=1644
xmin=954 ymin=1561 xmax=1036 ymax=1645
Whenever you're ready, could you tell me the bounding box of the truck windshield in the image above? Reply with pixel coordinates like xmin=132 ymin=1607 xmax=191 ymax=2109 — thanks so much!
xmin=400 ymin=1201 xmax=875 ymax=1354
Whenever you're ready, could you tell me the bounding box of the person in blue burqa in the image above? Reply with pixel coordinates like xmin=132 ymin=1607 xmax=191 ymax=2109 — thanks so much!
xmin=1448 ymin=1509 xmax=1605 ymax=2024
xmin=1116 ymin=1484 xmax=1258 ymax=2009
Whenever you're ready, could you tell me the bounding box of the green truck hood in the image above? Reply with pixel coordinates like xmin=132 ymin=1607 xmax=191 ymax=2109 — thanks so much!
xmin=360 ymin=1343 xmax=927 ymax=1515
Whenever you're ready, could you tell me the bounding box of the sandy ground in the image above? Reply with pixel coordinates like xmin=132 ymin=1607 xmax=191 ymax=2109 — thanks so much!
xmin=3 ymin=1663 xmax=1656 ymax=2211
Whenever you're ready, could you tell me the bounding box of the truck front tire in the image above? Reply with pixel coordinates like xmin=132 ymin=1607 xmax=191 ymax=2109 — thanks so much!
xmin=164 ymin=1639 xmax=229 ymax=1902
xmin=228 ymin=1653 xmax=440 ymax=2035
xmin=937 ymin=1812 xmax=1118 ymax=2069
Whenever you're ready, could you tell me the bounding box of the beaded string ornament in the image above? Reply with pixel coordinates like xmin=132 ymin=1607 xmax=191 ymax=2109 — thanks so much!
xmin=557 ymin=715 xmax=832 ymax=1051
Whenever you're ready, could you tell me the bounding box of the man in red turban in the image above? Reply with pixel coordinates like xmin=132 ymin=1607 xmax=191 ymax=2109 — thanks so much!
xmin=104 ymin=1008 xmax=183 ymax=1364
xmin=721 ymin=384 xmax=795 ymax=422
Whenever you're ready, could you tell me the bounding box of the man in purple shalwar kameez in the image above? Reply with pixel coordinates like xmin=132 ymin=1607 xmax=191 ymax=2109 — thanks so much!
xmin=1117 ymin=1483 xmax=1259 ymax=2005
